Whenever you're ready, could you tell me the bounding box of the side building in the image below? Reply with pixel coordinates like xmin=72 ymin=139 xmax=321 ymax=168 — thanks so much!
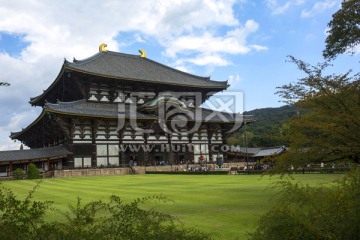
xmin=0 ymin=44 xmax=255 ymax=176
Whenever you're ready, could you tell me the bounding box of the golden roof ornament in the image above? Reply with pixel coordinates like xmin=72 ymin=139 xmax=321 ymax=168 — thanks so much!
xmin=139 ymin=49 xmax=146 ymax=58
xmin=99 ymin=43 xmax=108 ymax=52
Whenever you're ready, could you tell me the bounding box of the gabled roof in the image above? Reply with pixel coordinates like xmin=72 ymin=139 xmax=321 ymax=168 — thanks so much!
xmin=0 ymin=145 xmax=71 ymax=162
xmin=65 ymin=51 xmax=228 ymax=88
xmin=30 ymin=50 xmax=228 ymax=106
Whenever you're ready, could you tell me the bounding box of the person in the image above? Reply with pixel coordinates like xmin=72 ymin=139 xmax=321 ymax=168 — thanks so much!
xmin=200 ymin=155 xmax=205 ymax=161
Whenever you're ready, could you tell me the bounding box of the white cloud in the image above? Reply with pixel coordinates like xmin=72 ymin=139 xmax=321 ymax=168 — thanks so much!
xmin=272 ymin=2 xmax=291 ymax=15
xmin=0 ymin=109 xmax=40 ymax=150
xmin=177 ymin=53 xmax=230 ymax=67
xmin=324 ymin=27 xmax=331 ymax=36
xmin=174 ymin=64 xmax=190 ymax=73
xmin=250 ymin=44 xmax=268 ymax=51
xmin=301 ymin=1 xmax=338 ymax=18
xmin=266 ymin=0 xmax=305 ymax=15
xmin=0 ymin=110 xmax=38 ymax=132
xmin=0 ymin=139 xmax=22 ymax=151
xmin=166 ymin=19 xmax=265 ymax=65
xmin=228 ymin=74 xmax=242 ymax=86
xmin=0 ymin=0 xmax=241 ymax=61
xmin=0 ymin=0 xmax=264 ymax=65
xmin=355 ymin=45 xmax=360 ymax=55
xmin=349 ymin=44 xmax=360 ymax=56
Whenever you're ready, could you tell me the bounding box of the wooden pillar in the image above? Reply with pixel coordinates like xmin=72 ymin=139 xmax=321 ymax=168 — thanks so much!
xmin=118 ymin=125 xmax=126 ymax=167
xmin=104 ymin=122 xmax=110 ymax=167
xmin=47 ymin=159 xmax=50 ymax=171
xmin=91 ymin=120 xmax=98 ymax=168
xmin=167 ymin=133 xmax=173 ymax=170
xmin=207 ymin=124 xmax=214 ymax=164
xmin=9 ymin=162 xmax=12 ymax=177
xmin=143 ymin=133 xmax=149 ymax=167
xmin=67 ymin=119 xmax=75 ymax=168
xmin=187 ymin=133 xmax=194 ymax=163
xmin=221 ymin=126 xmax=229 ymax=163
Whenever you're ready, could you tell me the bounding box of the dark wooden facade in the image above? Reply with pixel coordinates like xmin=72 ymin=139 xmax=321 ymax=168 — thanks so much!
xmin=7 ymin=45 xmax=255 ymax=172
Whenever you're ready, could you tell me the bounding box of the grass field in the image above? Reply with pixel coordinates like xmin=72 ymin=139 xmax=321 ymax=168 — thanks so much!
xmin=1 ymin=174 xmax=341 ymax=239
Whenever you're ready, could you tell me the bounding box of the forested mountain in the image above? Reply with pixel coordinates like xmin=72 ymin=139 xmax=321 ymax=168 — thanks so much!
xmin=228 ymin=105 xmax=298 ymax=147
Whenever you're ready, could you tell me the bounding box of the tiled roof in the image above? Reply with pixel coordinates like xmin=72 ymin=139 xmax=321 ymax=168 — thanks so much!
xmin=65 ymin=51 xmax=228 ymax=88
xmin=0 ymin=145 xmax=71 ymax=162
xmin=45 ymin=100 xmax=157 ymax=119
xmin=253 ymin=146 xmax=286 ymax=157
xmin=230 ymin=147 xmax=261 ymax=154
xmin=11 ymin=100 xmax=255 ymax=142
xmin=44 ymin=100 xmax=256 ymax=123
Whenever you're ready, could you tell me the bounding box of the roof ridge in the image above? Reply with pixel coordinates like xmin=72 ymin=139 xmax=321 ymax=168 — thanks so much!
xmin=71 ymin=51 xmax=140 ymax=66
xmin=143 ymin=57 xmax=211 ymax=81
xmin=70 ymin=50 xmax=226 ymax=84
xmin=259 ymin=146 xmax=285 ymax=150
xmin=70 ymin=52 xmax=104 ymax=65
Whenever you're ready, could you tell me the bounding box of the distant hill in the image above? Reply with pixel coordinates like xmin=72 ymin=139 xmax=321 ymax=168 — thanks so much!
xmin=229 ymin=105 xmax=298 ymax=147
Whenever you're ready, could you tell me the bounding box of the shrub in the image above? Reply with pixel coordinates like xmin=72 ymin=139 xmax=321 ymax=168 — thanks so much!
xmin=248 ymin=169 xmax=360 ymax=240
xmin=0 ymin=185 xmax=213 ymax=240
xmin=12 ymin=168 xmax=26 ymax=180
xmin=0 ymin=184 xmax=52 ymax=240
xmin=27 ymin=163 xmax=40 ymax=179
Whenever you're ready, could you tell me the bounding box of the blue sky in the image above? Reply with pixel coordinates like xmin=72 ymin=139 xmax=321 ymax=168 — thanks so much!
xmin=0 ymin=0 xmax=359 ymax=150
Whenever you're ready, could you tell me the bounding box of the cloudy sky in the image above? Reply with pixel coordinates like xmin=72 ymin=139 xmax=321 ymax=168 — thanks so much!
xmin=0 ymin=0 xmax=359 ymax=150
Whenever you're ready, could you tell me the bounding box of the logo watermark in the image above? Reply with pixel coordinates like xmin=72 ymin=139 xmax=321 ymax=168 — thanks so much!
xmin=115 ymin=91 xmax=245 ymax=135
xmin=116 ymin=144 xmax=242 ymax=153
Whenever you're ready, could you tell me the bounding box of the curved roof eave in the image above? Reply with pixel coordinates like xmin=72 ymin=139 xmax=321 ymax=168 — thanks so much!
xmin=29 ymin=65 xmax=67 ymax=105
xmin=64 ymin=66 xmax=228 ymax=89
xmin=10 ymin=110 xmax=47 ymax=139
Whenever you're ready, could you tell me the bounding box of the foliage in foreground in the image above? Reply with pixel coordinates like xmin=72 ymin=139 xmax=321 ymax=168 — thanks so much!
xmin=248 ymin=169 xmax=360 ymax=240
xmin=0 ymin=82 xmax=10 ymax=86
xmin=0 ymin=184 xmax=212 ymax=240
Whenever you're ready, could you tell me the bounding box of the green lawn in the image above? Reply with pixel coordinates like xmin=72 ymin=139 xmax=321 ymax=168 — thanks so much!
xmin=1 ymin=174 xmax=340 ymax=239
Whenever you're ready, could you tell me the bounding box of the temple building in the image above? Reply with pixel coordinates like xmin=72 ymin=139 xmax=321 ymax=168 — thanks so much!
xmin=0 ymin=44 xmax=255 ymax=176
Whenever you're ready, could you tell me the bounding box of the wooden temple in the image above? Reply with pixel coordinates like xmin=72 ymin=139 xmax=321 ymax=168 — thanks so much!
xmin=0 ymin=44 xmax=255 ymax=176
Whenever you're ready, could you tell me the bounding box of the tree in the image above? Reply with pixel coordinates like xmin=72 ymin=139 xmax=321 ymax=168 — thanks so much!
xmin=27 ymin=163 xmax=41 ymax=179
xmin=229 ymin=105 xmax=297 ymax=148
xmin=274 ymin=56 xmax=360 ymax=171
xmin=323 ymin=0 xmax=360 ymax=60
xmin=228 ymin=131 xmax=254 ymax=146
